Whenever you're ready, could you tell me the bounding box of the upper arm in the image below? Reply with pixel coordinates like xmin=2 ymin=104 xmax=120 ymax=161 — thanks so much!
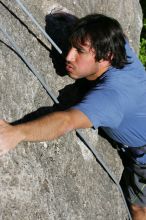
xmin=70 ymin=88 xmax=124 ymax=129
xmin=65 ymin=109 xmax=93 ymax=130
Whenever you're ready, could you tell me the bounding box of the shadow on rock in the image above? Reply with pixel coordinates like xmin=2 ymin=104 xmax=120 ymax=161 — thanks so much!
xmin=45 ymin=12 xmax=78 ymax=76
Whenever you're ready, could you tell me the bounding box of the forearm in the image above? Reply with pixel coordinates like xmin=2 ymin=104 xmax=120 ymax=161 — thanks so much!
xmin=0 ymin=109 xmax=91 ymax=156
xmin=16 ymin=111 xmax=72 ymax=142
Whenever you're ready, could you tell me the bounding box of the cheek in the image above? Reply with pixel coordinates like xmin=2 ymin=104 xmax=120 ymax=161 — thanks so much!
xmin=79 ymin=60 xmax=97 ymax=72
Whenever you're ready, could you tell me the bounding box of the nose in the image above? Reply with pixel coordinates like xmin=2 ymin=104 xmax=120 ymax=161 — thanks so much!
xmin=66 ymin=48 xmax=76 ymax=63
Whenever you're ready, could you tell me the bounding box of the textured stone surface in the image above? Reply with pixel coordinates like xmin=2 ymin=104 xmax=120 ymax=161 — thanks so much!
xmin=0 ymin=0 xmax=143 ymax=219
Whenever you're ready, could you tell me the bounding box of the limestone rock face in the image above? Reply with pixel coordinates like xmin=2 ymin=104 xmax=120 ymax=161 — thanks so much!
xmin=0 ymin=0 xmax=142 ymax=220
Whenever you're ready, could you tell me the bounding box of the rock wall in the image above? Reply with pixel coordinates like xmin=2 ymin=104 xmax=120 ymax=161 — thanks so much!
xmin=0 ymin=0 xmax=143 ymax=220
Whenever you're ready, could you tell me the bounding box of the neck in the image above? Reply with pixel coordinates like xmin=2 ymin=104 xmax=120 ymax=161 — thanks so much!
xmin=86 ymin=63 xmax=111 ymax=81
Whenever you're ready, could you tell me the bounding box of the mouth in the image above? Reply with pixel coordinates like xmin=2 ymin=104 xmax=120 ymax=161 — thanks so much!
xmin=66 ymin=64 xmax=74 ymax=72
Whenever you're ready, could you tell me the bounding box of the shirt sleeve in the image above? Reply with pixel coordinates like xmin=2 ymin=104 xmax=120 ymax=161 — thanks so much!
xmin=71 ymin=86 xmax=124 ymax=129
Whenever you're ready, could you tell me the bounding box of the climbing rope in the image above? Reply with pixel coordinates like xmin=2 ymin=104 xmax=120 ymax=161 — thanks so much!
xmin=0 ymin=1 xmax=132 ymax=219
xmin=0 ymin=25 xmax=59 ymax=104
xmin=15 ymin=0 xmax=62 ymax=55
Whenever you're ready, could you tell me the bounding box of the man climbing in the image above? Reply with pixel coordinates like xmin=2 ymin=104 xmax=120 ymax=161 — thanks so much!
xmin=0 ymin=14 xmax=146 ymax=220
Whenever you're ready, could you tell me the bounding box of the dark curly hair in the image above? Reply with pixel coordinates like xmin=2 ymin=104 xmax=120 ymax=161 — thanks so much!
xmin=70 ymin=14 xmax=130 ymax=69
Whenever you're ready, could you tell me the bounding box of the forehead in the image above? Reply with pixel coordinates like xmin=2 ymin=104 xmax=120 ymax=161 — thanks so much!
xmin=75 ymin=42 xmax=96 ymax=55
xmin=71 ymin=33 xmax=90 ymax=46
xmin=72 ymin=40 xmax=92 ymax=50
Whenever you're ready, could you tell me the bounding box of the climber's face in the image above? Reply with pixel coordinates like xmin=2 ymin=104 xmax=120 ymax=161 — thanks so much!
xmin=66 ymin=41 xmax=110 ymax=81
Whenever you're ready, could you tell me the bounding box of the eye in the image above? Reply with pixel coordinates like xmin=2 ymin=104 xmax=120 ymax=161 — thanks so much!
xmin=76 ymin=47 xmax=85 ymax=53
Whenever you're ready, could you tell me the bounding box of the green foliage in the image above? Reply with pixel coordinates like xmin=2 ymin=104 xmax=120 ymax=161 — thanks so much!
xmin=139 ymin=38 xmax=146 ymax=67
xmin=139 ymin=1 xmax=146 ymax=68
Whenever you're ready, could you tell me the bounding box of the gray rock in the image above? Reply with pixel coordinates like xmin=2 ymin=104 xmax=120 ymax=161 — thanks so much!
xmin=0 ymin=0 xmax=142 ymax=219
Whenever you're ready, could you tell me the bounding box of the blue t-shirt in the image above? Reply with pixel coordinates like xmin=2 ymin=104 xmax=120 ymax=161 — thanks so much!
xmin=73 ymin=42 xmax=146 ymax=150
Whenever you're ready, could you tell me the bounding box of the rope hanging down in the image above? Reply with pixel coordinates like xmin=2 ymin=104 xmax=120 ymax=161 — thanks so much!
xmin=0 ymin=2 xmax=132 ymax=220
xmin=15 ymin=0 xmax=62 ymax=55
xmin=0 ymin=25 xmax=59 ymax=105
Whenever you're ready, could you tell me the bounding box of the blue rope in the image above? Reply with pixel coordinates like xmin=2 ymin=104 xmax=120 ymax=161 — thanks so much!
xmin=15 ymin=0 xmax=62 ymax=55
xmin=0 ymin=25 xmax=59 ymax=104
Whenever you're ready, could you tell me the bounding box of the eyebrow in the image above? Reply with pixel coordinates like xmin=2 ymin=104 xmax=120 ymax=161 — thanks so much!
xmin=76 ymin=46 xmax=86 ymax=51
xmin=71 ymin=40 xmax=92 ymax=53
xmin=74 ymin=45 xmax=91 ymax=54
